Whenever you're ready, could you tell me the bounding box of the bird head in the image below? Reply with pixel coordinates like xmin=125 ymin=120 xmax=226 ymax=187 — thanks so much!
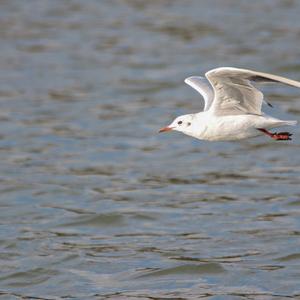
xmin=159 ymin=114 xmax=194 ymax=134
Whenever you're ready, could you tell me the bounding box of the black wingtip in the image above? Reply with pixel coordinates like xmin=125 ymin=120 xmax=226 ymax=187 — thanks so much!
xmin=267 ymin=101 xmax=273 ymax=108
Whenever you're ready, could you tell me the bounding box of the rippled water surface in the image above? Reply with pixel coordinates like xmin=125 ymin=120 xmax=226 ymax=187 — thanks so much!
xmin=1 ymin=0 xmax=300 ymax=299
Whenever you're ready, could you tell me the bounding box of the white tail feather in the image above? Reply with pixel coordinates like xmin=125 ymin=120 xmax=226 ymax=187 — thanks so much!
xmin=283 ymin=120 xmax=297 ymax=126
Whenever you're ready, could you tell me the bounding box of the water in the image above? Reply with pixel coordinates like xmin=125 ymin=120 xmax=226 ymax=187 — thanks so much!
xmin=1 ymin=0 xmax=300 ymax=299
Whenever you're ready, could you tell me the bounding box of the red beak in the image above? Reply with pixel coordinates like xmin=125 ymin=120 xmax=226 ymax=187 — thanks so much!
xmin=159 ymin=126 xmax=173 ymax=133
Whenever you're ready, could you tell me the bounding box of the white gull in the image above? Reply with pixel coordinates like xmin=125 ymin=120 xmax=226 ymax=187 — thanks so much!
xmin=159 ymin=67 xmax=300 ymax=141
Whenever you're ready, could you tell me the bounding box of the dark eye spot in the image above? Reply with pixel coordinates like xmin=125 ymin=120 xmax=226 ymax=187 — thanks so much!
xmin=187 ymin=122 xmax=191 ymax=126
xmin=178 ymin=121 xmax=183 ymax=125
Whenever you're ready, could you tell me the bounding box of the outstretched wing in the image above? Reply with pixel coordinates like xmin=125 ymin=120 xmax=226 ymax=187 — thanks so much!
xmin=184 ymin=76 xmax=214 ymax=111
xmin=205 ymin=67 xmax=300 ymax=116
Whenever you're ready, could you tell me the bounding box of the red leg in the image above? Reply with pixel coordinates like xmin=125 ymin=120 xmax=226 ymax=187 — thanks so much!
xmin=257 ymin=128 xmax=292 ymax=141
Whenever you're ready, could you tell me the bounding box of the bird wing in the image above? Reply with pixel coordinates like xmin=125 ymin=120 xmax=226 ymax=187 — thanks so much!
xmin=205 ymin=67 xmax=300 ymax=116
xmin=184 ymin=76 xmax=214 ymax=111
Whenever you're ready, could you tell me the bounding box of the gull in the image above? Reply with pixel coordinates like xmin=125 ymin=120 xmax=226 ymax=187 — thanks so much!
xmin=159 ymin=67 xmax=300 ymax=141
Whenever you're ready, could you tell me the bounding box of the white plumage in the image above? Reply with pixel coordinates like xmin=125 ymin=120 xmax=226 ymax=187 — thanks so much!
xmin=159 ymin=67 xmax=299 ymax=141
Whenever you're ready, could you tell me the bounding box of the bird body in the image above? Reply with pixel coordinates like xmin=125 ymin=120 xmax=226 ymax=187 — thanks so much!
xmin=159 ymin=67 xmax=299 ymax=141
xmin=180 ymin=112 xmax=296 ymax=141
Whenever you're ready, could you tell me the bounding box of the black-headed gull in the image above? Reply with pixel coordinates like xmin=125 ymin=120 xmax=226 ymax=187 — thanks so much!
xmin=159 ymin=67 xmax=300 ymax=141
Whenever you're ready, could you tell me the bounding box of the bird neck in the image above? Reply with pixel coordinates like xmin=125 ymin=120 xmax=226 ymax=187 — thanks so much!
xmin=182 ymin=113 xmax=208 ymax=139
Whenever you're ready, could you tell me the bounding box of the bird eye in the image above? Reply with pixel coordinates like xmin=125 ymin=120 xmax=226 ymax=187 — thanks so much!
xmin=187 ymin=122 xmax=191 ymax=126
xmin=178 ymin=121 xmax=183 ymax=125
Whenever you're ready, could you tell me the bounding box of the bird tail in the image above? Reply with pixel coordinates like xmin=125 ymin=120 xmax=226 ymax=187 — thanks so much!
xmin=283 ymin=120 xmax=297 ymax=126
xmin=265 ymin=117 xmax=297 ymax=129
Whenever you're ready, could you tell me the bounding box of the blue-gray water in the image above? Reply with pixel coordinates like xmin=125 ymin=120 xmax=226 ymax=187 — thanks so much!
xmin=1 ymin=0 xmax=300 ymax=299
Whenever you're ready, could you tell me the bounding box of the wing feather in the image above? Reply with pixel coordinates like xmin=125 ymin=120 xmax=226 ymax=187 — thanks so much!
xmin=184 ymin=76 xmax=214 ymax=111
xmin=205 ymin=67 xmax=300 ymax=116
